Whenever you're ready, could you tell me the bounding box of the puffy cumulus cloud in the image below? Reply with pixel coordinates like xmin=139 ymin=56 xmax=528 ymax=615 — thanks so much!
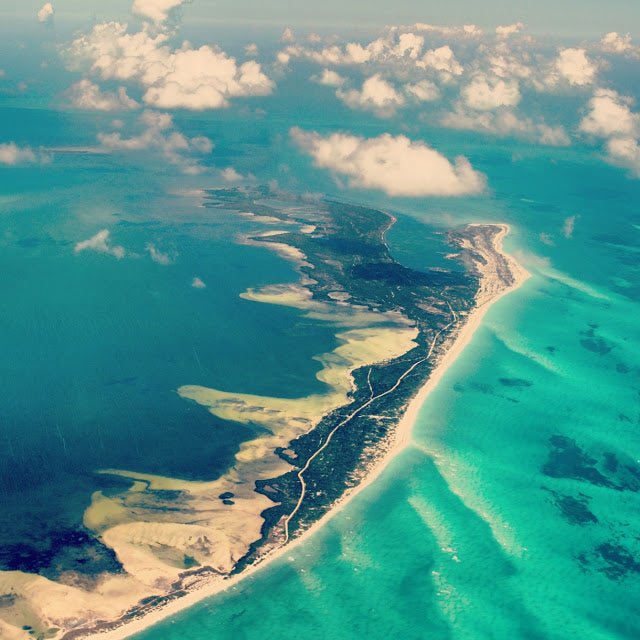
xmin=66 ymin=80 xmax=138 ymax=111
xmin=580 ymin=89 xmax=640 ymax=176
xmin=191 ymin=277 xmax=206 ymax=288
xmin=290 ymin=128 xmax=486 ymax=197
xmin=131 ymin=0 xmax=189 ymax=24
xmin=146 ymin=243 xmax=173 ymax=264
xmin=143 ymin=50 xmax=273 ymax=110
xmin=488 ymin=47 xmax=533 ymax=80
xmin=600 ymin=32 xmax=640 ymax=57
xmin=0 ymin=143 xmax=48 ymax=165
xmin=496 ymin=22 xmax=525 ymax=37
xmin=74 ymin=230 xmax=126 ymax=259
xmin=405 ymin=79 xmax=440 ymax=102
xmin=278 ymin=30 xmax=427 ymax=69
xmin=441 ymin=107 xmax=570 ymax=146
xmin=580 ymin=89 xmax=639 ymax=138
xmin=417 ymin=46 xmax=463 ymax=77
xmin=412 ymin=23 xmax=482 ymax=37
xmin=67 ymin=21 xmax=274 ymax=110
xmin=278 ymin=43 xmax=369 ymax=66
xmin=312 ymin=68 xmax=346 ymax=87
xmin=97 ymin=110 xmax=213 ymax=173
xmin=245 ymin=43 xmax=259 ymax=57
xmin=461 ymin=74 xmax=521 ymax=110
xmin=606 ymin=136 xmax=640 ymax=175
xmin=386 ymin=32 xmax=424 ymax=59
xmin=336 ymin=75 xmax=405 ymax=116
xmin=281 ymin=27 xmax=295 ymax=43
xmin=220 ymin=167 xmax=244 ymax=182
xmin=552 ymin=48 xmax=598 ymax=87
xmin=37 ymin=3 xmax=54 ymax=23
xmin=563 ymin=215 xmax=578 ymax=238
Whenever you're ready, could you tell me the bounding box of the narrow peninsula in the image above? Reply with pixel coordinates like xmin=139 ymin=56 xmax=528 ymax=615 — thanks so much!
xmin=0 ymin=188 xmax=528 ymax=640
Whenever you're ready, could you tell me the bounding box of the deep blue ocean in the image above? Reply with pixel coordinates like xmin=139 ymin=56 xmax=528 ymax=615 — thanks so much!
xmin=0 ymin=18 xmax=638 ymax=640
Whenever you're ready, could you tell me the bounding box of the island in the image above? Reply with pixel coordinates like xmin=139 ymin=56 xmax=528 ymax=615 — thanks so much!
xmin=0 ymin=188 xmax=528 ymax=640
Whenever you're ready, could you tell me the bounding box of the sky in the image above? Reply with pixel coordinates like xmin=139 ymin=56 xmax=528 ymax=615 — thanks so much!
xmin=1 ymin=0 xmax=640 ymax=37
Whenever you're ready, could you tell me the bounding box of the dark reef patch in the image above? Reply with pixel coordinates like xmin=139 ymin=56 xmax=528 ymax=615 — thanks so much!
xmin=578 ymin=543 xmax=640 ymax=581
xmin=542 ymin=487 xmax=598 ymax=525
xmin=543 ymin=435 xmax=640 ymax=492
xmin=499 ymin=377 xmax=533 ymax=388
xmin=579 ymin=326 xmax=613 ymax=355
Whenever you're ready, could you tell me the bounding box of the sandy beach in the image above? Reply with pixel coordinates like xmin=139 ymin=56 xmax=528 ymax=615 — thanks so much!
xmin=73 ymin=223 xmax=530 ymax=640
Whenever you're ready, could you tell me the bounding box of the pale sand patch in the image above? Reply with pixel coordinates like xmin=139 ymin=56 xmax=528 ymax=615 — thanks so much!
xmin=237 ymin=212 xmax=284 ymax=224
xmin=254 ymin=230 xmax=289 ymax=237
xmin=241 ymin=283 xmax=412 ymax=327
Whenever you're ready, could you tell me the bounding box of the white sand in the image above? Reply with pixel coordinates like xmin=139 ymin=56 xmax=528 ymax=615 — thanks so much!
xmin=67 ymin=223 xmax=530 ymax=640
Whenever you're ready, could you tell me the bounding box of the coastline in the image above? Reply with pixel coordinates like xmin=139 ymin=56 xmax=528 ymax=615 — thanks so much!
xmin=79 ymin=223 xmax=530 ymax=640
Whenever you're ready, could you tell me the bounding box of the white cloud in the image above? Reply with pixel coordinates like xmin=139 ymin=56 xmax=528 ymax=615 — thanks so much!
xmin=66 ymin=80 xmax=138 ymax=111
xmin=312 ymin=69 xmax=345 ymax=87
xmin=580 ymin=89 xmax=640 ymax=176
xmin=245 ymin=43 xmax=258 ymax=57
xmin=390 ymin=32 xmax=424 ymax=59
xmin=191 ymin=277 xmax=206 ymax=288
xmin=278 ymin=30 xmax=425 ymax=69
xmin=97 ymin=110 xmax=213 ymax=173
xmin=600 ymin=32 xmax=640 ymax=57
xmin=146 ymin=243 xmax=173 ymax=264
xmin=461 ymin=74 xmax=521 ymax=110
xmin=74 ymin=230 xmax=125 ymax=259
xmin=0 ymin=143 xmax=40 ymax=165
xmin=441 ymin=107 xmax=570 ymax=146
xmin=220 ymin=167 xmax=243 ymax=182
xmin=405 ymin=80 xmax=440 ymax=102
xmin=131 ymin=0 xmax=189 ymax=25
xmin=290 ymin=128 xmax=486 ymax=197
xmin=37 ymin=3 xmax=54 ymax=23
xmin=563 ymin=215 xmax=578 ymax=238
xmin=579 ymin=89 xmax=639 ymax=138
xmin=413 ymin=23 xmax=482 ymax=37
xmin=67 ymin=21 xmax=274 ymax=110
xmin=495 ymin=22 xmax=524 ymax=38
xmin=553 ymin=48 xmax=597 ymax=86
xmin=336 ymin=75 xmax=404 ymax=116
xmin=488 ymin=49 xmax=532 ymax=80
xmin=606 ymin=136 xmax=640 ymax=175
xmin=417 ymin=46 xmax=463 ymax=76
xmin=143 ymin=50 xmax=273 ymax=110
xmin=281 ymin=27 xmax=295 ymax=43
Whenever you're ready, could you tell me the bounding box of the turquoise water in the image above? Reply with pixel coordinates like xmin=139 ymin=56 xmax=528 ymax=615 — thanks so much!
xmin=0 ymin=20 xmax=639 ymax=640
xmin=134 ymin=128 xmax=640 ymax=640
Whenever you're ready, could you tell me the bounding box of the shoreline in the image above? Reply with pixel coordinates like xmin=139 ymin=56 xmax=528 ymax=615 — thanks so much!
xmin=78 ymin=223 xmax=530 ymax=640
xmin=81 ymin=223 xmax=531 ymax=640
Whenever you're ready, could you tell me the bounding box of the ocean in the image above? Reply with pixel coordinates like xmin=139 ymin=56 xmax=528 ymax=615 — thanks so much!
xmin=0 ymin=21 xmax=638 ymax=640
xmin=134 ymin=127 xmax=640 ymax=640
